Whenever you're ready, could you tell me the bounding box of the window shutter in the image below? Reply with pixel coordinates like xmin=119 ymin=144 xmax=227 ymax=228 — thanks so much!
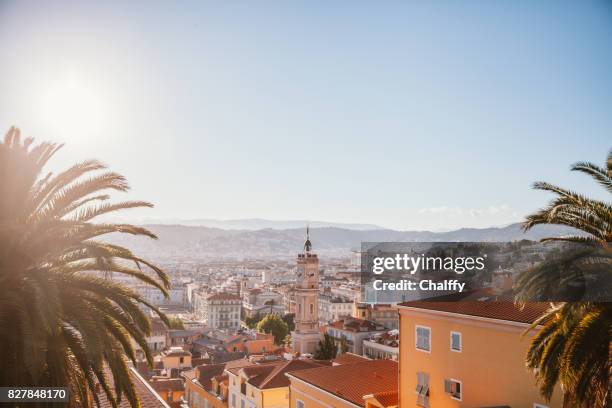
xmin=444 ymin=379 xmax=452 ymax=393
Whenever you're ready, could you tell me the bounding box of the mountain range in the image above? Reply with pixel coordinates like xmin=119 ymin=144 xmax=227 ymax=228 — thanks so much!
xmin=106 ymin=221 xmax=579 ymax=260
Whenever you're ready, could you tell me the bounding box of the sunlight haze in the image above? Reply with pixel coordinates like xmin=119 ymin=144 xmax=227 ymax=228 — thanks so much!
xmin=1 ymin=1 xmax=611 ymax=230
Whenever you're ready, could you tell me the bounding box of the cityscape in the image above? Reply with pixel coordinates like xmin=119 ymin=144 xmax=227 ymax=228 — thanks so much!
xmin=1 ymin=1 xmax=611 ymax=408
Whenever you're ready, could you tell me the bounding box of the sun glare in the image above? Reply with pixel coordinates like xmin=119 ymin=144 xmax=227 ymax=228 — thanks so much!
xmin=39 ymin=74 xmax=108 ymax=142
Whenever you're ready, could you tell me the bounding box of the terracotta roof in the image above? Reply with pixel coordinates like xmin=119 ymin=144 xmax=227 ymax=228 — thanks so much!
xmin=398 ymin=301 xmax=551 ymax=324
xmin=149 ymin=378 xmax=184 ymax=392
xmin=196 ymin=364 xmax=226 ymax=391
xmin=95 ymin=367 xmax=170 ymax=408
xmin=286 ymin=359 xmax=398 ymax=407
xmin=332 ymin=353 xmax=371 ymax=366
xmin=367 ymin=390 xmax=398 ymax=407
xmin=249 ymin=360 xmax=323 ymax=389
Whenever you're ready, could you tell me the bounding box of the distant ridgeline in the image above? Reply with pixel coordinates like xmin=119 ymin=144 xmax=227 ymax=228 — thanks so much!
xmin=105 ymin=222 xmax=583 ymax=259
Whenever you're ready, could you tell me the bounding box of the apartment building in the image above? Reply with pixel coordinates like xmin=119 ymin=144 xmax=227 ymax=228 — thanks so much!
xmin=353 ymin=303 xmax=398 ymax=330
xmin=318 ymin=294 xmax=353 ymax=324
xmin=200 ymin=293 xmax=242 ymax=330
xmin=326 ymin=318 xmax=386 ymax=355
xmin=397 ymin=300 xmax=563 ymax=408
xmin=286 ymin=359 xmax=398 ymax=408
xmin=226 ymin=360 xmax=322 ymax=408
xmin=242 ymin=289 xmax=285 ymax=318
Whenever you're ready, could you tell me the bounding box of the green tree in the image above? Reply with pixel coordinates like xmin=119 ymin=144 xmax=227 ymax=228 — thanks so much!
xmin=168 ymin=316 xmax=185 ymax=330
xmin=282 ymin=313 xmax=295 ymax=332
xmin=264 ymin=299 xmax=276 ymax=314
xmin=338 ymin=335 xmax=349 ymax=354
xmin=0 ymin=128 xmax=170 ymax=407
xmin=518 ymin=150 xmax=612 ymax=408
xmin=256 ymin=314 xmax=289 ymax=345
xmin=313 ymin=333 xmax=337 ymax=360
xmin=245 ymin=312 xmax=263 ymax=329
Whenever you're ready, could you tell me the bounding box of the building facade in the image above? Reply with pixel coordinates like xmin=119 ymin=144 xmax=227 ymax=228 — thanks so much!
xmin=397 ymin=301 xmax=563 ymax=408
xmin=326 ymin=318 xmax=386 ymax=355
xmin=318 ymin=294 xmax=353 ymax=324
xmin=201 ymin=293 xmax=242 ymax=330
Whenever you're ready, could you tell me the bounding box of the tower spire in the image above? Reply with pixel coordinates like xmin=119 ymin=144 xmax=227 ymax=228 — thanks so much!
xmin=304 ymin=224 xmax=312 ymax=253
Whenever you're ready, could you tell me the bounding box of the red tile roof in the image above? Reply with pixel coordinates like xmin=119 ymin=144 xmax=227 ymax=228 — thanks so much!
xmin=398 ymin=301 xmax=551 ymax=324
xmin=332 ymin=352 xmax=370 ymax=366
xmin=149 ymin=378 xmax=184 ymax=392
xmin=251 ymin=359 xmax=323 ymax=389
xmin=95 ymin=367 xmax=170 ymax=408
xmin=367 ymin=390 xmax=398 ymax=407
xmin=196 ymin=364 xmax=227 ymax=391
xmin=287 ymin=359 xmax=398 ymax=407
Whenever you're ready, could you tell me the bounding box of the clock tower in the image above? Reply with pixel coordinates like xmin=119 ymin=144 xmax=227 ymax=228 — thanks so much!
xmin=291 ymin=227 xmax=321 ymax=354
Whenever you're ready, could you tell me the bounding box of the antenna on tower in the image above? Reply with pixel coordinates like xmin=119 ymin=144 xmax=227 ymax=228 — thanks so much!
xmin=304 ymin=223 xmax=312 ymax=253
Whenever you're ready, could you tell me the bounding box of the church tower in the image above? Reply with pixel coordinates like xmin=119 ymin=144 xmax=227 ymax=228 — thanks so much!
xmin=291 ymin=226 xmax=321 ymax=354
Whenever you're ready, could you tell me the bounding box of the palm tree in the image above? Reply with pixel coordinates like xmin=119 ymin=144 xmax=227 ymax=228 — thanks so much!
xmin=0 ymin=127 xmax=171 ymax=407
xmin=264 ymin=299 xmax=276 ymax=315
xmin=518 ymin=150 xmax=611 ymax=407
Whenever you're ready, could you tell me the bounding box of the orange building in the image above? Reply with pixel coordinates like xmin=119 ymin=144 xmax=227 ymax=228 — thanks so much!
xmin=286 ymin=359 xmax=398 ymax=408
xmin=397 ymin=301 xmax=563 ymax=408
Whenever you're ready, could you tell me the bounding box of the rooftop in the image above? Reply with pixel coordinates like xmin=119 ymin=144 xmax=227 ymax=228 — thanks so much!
xmin=332 ymin=352 xmax=371 ymax=366
xmin=397 ymin=300 xmax=551 ymax=324
xmin=328 ymin=318 xmax=386 ymax=333
xmin=96 ymin=367 xmax=170 ymax=408
xmin=206 ymin=293 xmax=241 ymax=301
xmin=286 ymin=359 xmax=398 ymax=407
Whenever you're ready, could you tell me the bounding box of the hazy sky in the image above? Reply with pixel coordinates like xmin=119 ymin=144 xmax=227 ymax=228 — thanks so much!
xmin=1 ymin=1 xmax=611 ymax=230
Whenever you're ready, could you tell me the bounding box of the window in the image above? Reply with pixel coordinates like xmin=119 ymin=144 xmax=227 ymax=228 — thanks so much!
xmin=240 ymin=399 xmax=245 ymax=408
xmin=444 ymin=379 xmax=462 ymax=401
xmin=309 ymin=303 xmax=314 ymax=314
xmin=450 ymin=331 xmax=461 ymax=352
xmin=416 ymin=326 xmax=431 ymax=352
xmin=231 ymin=393 xmax=236 ymax=407
xmin=415 ymin=372 xmax=429 ymax=407
xmin=296 ymin=400 xmax=305 ymax=408
xmin=179 ymin=357 xmax=184 ymax=364
xmin=533 ymin=405 xmax=549 ymax=408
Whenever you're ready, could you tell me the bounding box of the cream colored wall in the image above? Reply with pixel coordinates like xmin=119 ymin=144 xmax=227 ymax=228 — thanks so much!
xmin=185 ymin=381 xmax=227 ymax=408
xmin=398 ymin=308 xmax=563 ymax=408
xmin=289 ymin=378 xmax=358 ymax=408
xmin=261 ymin=387 xmax=290 ymax=408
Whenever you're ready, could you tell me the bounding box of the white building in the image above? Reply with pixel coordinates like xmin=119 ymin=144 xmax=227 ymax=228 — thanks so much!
xmin=241 ymin=289 xmax=284 ymax=317
xmin=362 ymin=330 xmax=399 ymax=361
xmin=199 ymin=293 xmax=241 ymax=330
xmin=318 ymin=294 xmax=353 ymax=324
xmin=326 ymin=318 xmax=386 ymax=355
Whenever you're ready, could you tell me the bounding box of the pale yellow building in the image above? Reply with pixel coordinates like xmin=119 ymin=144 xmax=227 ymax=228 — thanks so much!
xmin=397 ymin=300 xmax=563 ymax=408
xmin=160 ymin=346 xmax=192 ymax=370
xmin=227 ymin=359 xmax=322 ymax=408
